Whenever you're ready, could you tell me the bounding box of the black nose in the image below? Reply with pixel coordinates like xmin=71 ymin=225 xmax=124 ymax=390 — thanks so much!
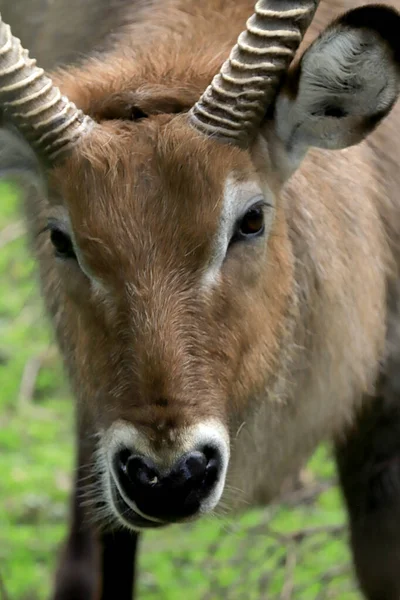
xmin=114 ymin=446 xmax=221 ymax=521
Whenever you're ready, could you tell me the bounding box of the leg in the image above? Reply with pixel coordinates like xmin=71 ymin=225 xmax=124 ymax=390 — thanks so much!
xmin=100 ymin=529 xmax=140 ymax=600
xmin=52 ymin=436 xmax=101 ymax=600
xmin=335 ymin=373 xmax=400 ymax=600
xmin=52 ymin=423 xmax=140 ymax=600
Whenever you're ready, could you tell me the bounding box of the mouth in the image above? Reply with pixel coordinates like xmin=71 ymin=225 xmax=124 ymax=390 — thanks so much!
xmin=110 ymin=482 xmax=168 ymax=530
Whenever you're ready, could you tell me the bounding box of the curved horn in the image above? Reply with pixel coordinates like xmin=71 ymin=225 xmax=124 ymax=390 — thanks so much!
xmin=0 ymin=15 xmax=94 ymax=162
xmin=189 ymin=0 xmax=320 ymax=146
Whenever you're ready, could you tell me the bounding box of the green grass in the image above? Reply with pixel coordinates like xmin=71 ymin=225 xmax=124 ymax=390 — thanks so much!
xmin=0 ymin=181 xmax=361 ymax=599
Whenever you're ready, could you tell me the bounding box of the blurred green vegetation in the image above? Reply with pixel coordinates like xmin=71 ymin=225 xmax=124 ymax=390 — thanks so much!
xmin=0 ymin=181 xmax=361 ymax=599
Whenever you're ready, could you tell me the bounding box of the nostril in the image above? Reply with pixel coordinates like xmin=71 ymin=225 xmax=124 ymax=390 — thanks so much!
xmin=115 ymin=449 xmax=159 ymax=488
xmin=127 ymin=455 xmax=159 ymax=486
xmin=117 ymin=448 xmax=132 ymax=474
xmin=172 ymin=447 xmax=221 ymax=489
xmin=204 ymin=458 xmax=219 ymax=486
xmin=202 ymin=445 xmax=222 ymax=487
xmin=182 ymin=451 xmax=207 ymax=480
xmin=203 ymin=444 xmax=219 ymax=462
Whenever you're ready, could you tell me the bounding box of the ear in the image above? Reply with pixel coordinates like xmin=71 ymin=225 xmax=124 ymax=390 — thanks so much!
xmin=274 ymin=4 xmax=400 ymax=154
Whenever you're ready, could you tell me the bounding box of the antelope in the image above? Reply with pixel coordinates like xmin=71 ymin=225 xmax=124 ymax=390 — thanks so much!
xmin=1 ymin=0 xmax=400 ymax=597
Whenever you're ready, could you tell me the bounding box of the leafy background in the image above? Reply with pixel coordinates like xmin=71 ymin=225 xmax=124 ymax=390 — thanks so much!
xmin=0 ymin=181 xmax=362 ymax=599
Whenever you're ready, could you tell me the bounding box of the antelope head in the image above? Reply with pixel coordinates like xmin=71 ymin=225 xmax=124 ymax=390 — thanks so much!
xmin=1 ymin=1 xmax=399 ymax=529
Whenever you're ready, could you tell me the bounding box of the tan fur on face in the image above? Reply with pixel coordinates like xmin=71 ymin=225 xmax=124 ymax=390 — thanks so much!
xmin=45 ymin=116 xmax=292 ymax=451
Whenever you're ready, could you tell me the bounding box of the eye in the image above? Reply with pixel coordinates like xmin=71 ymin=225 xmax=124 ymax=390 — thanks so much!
xmin=130 ymin=106 xmax=148 ymax=121
xmin=49 ymin=227 xmax=76 ymax=259
xmin=232 ymin=203 xmax=266 ymax=244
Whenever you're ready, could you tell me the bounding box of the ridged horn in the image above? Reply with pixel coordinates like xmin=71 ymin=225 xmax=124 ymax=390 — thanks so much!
xmin=189 ymin=0 xmax=320 ymax=146
xmin=0 ymin=15 xmax=94 ymax=162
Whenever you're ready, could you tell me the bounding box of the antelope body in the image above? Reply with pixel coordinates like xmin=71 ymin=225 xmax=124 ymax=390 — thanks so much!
xmin=1 ymin=0 xmax=400 ymax=598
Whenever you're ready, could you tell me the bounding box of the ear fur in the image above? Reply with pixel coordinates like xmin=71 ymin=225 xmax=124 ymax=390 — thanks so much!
xmin=274 ymin=4 xmax=400 ymax=153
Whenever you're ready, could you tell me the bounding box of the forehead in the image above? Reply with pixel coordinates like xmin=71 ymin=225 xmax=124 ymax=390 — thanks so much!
xmin=52 ymin=116 xmax=260 ymax=276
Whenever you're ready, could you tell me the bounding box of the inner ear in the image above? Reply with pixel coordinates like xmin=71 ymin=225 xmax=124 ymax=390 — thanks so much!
xmin=273 ymin=4 xmax=400 ymax=153
xmin=91 ymin=87 xmax=198 ymax=122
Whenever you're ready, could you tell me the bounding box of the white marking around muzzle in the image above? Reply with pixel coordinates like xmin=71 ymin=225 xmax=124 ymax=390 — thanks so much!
xmin=100 ymin=418 xmax=230 ymax=525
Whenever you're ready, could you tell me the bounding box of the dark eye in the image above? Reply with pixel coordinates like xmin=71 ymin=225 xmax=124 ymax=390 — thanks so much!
xmin=232 ymin=204 xmax=265 ymax=243
xmin=49 ymin=228 xmax=76 ymax=259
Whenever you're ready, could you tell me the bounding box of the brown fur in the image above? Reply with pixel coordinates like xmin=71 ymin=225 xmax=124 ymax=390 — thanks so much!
xmin=3 ymin=0 xmax=400 ymax=598
xmin=43 ymin=119 xmax=292 ymax=446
